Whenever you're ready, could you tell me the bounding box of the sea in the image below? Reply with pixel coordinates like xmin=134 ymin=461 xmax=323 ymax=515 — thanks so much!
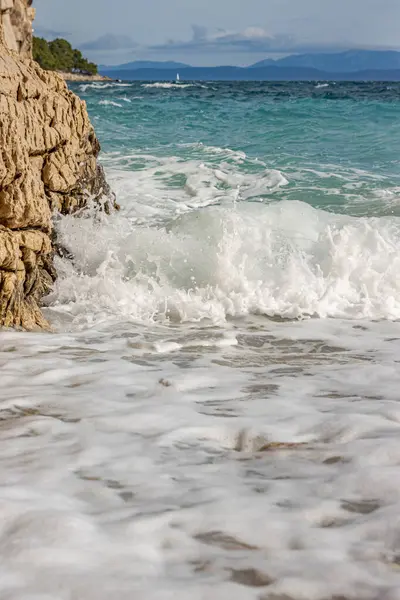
xmin=2 ymin=81 xmax=400 ymax=600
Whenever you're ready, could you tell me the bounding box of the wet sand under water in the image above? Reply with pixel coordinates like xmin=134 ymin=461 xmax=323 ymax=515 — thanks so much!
xmin=1 ymin=315 xmax=400 ymax=599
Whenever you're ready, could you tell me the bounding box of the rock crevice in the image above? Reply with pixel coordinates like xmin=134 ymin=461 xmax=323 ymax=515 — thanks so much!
xmin=0 ymin=0 xmax=113 ymax=329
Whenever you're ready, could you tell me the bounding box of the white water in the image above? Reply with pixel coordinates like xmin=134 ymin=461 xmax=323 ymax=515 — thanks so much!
xmin=99 ymin=99 xmax=123 ymax=107
xmin=2 ymin=158 xmax=400 ymax=599
xmin=142 ymin=82 xmax=196 ymax=89
xmin=48 ymin=197 xmax=400 ymax=325
xmin=79 ymin=82 xmax=133 ymax=92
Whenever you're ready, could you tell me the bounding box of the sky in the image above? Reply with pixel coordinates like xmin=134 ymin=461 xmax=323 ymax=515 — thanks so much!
xmin=34 ymin=0 xmax=400 ymax=66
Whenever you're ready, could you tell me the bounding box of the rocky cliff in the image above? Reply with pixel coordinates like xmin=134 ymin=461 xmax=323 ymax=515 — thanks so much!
xmin=0 ymin=0 xmax=113 ymax=329
xmin=1 ymin=0 xmax=34 ymax=57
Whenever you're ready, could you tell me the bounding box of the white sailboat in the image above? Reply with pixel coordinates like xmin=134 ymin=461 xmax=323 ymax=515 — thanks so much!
xmin=176 ymin=73 xmax=180 ymax=83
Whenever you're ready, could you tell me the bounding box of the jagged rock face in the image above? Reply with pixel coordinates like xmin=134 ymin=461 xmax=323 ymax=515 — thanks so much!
xmin=0 ymin=3 xmax=113 ymax=329
xmin=1 ymin=0 xmax=34 ymax=57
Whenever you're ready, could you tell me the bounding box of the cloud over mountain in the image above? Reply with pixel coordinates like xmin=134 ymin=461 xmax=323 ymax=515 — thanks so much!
xmin=33 ymin=26 xmax=70 ymax=40
xmin=149 ymin=25 xmax=353 ymax=56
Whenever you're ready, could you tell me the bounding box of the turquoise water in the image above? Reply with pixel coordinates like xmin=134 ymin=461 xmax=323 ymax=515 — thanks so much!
xmin=2 ymin=82 xmax=400 ymax=599
xmin=81 ymin=81 xmax=400 ymax=218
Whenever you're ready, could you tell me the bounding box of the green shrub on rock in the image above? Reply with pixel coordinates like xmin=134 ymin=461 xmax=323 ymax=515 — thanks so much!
xmin=33 ymin=37 xmax=98 ymax=75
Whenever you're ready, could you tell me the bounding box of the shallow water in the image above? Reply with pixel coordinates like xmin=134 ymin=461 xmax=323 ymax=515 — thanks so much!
xmin=2 ymin=82 xmax=400 ymax=599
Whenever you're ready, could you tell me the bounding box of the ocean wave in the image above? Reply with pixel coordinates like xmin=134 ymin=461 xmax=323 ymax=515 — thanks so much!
xmin=99 ymin=99 xmax=123 ymax=107
xmin=46 ymin=194 xmax=400 ymax=327
xmin=142 ymin=82 xmax=195 ymax=89
xmin=177 ymin=143 xmax=248 ymax=163
xmin=101 ymin=155 xmax=288 ymax=213
xmin=79 ymin=82 xmax=133 ymax=92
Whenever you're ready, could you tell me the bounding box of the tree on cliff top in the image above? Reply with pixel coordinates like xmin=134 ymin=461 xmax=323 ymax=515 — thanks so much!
xmin=33 ymin=37 xmax=98 ymax=75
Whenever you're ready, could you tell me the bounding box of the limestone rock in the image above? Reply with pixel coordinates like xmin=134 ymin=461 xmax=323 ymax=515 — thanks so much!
xmin=1 ymin=0 xmax=34 ymax=57
xmin=0 ymin=1 xmax=114 ymax=329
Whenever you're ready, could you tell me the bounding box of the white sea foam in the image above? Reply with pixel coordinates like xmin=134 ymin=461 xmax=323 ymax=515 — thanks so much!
xmin=178 ymin=142 xmax=249 ymax=163
xmin=101 ymin=153 xmax=288 ymax=220
xmin=79 ymin=82 xmax=133 ymax=92
xmin=44 ymin=160 xmax=400 ymax=327
xmin=99 ymin=99 xmax=123 ymax=107
xmin=2 ymin=312 xmax=400 ymax=599
xmin=142 ymin=82 xmax=195 ymax=89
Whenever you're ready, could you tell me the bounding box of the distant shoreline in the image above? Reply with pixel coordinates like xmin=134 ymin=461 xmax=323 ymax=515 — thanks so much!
xmin=57 ymin=71 xmax=113 ymax=82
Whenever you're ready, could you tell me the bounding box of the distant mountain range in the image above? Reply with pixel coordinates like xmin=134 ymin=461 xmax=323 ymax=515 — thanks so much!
xmin=250 ymin=50 xmax=400 ymax=72
xmin=99 ymin=50 xmax=400 ymax=81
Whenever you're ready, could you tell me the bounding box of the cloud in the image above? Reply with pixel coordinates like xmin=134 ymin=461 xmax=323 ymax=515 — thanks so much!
xmin=79 ymin=34 xmax=137 ymax=51
xmin=191 ymin=24 xmax=207 ymax=42
xmin=149 ymin=25 xmax=289 ymax=54
xmin=32 ymin=26 xmax=70 ymax=40
xmin=149 ymin=24 xmax=392 ymax=56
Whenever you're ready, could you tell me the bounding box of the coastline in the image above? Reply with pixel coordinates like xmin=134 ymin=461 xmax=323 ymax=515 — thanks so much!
xmin=57 ymin=71 xmax=113 ymax=82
